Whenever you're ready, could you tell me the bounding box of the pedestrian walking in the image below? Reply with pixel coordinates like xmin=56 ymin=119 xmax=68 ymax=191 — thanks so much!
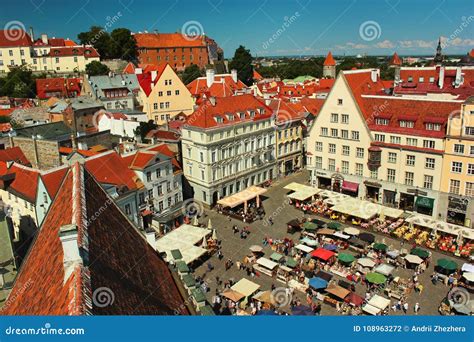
xmin=414 ymin=303 xmax=420 ymax=314
xmin=403 ymin=302 xmax=409 ymax=314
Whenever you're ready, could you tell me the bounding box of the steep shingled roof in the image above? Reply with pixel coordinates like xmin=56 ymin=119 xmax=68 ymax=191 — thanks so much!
xmin=0 ymin=164 xmax=189 ymax=315
xmin=323 ymin=51 xmax=336 ymax=66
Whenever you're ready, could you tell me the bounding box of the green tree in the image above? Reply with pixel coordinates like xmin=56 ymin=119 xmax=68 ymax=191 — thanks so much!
xmin=78 ymin=26 xmax=112 ymax=59
xmin=134 ymin=120 xmax=158 ymax=141
xmin=85 ymin=61 xmax=110 ymax=76
xmin=0 ymin=66 xmax=36 ymax=98
xmin=181 ymin=64 xmax=203 ymax=84
xmin=229 ymin=45 xmax=253 ymax=86
xmin=110 ymin=28 xmax=137 ymax=61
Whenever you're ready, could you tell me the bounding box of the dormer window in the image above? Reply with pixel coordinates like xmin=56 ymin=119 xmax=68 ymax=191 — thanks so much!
xmin=399 ymin=120 xmax=414 ymax=128
xmin=227 ymin=114 xmax=234 ymax=121
xmin=375 ymin=118 xmax=389 ymax=125
xmin=215 ymin=116 xmax=224 ymax=124
xmin=425 ymin=123 xmax=441 ymax=131
xmin=249 ymin=110 xmax=255 ymax=118
xmin=407 ymin=76 xmax=413 ymax=82
xmin=239 ymin=112 xmax=245 ymax=119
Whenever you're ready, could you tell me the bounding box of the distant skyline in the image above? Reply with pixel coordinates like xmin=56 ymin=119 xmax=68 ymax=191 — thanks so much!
xmin=1 ymin=0 xmax=473 ymax=58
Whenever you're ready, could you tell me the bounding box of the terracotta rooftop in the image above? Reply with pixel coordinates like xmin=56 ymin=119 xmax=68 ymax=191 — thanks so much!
xmin=0 ymin=147 xmax=30 ymax=166
xmin=0 ymin=30 xmax=32 ymax=47
xmin=134 ymin=32 xmax=207 ymax=48
xmin=0 ymin=164 xmax=189 ymax=315
xmin=323 ymin=51 xmax=336 ymax=66
xmin=184 ymin=94 xmax=272 ymax=129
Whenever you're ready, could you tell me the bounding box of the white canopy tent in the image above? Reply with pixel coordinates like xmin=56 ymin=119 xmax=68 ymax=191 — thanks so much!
xmin=231 ymin=278 xmax=261 ymax=297
xmin=217 ymin=186 xmax=267 ymax=210
xmin=295 ymin=244 xmax=314 ymax=254
xmin=155 ymin=224 xmax=211 ymax=264
xmin=256 ymin=257 xmax=279 ymax=270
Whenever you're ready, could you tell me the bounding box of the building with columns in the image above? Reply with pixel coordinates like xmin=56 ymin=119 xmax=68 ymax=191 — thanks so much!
xmin=181 ymin=94 xmax=276 ymax=206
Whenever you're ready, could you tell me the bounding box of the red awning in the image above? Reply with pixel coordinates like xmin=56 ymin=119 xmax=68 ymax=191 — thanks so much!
xmin=141 ymin=209 xmax=153 ymax=216
xmin=342 ymin=181 xmax=359 ymax=192
xmin=311 ymin=248 xmax=335 ymax=261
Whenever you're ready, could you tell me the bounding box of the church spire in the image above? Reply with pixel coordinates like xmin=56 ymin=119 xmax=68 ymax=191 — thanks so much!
xmin=434 ymin=37 xmax=443 ymax=64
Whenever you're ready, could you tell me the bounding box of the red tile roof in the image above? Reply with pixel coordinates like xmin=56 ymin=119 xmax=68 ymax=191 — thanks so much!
xmin=253 ymin=70 xmax=263 ymax=80
xmin=41 ymin=166 xmax=69 ymax=199
xmin=147 ymin=144 xmax=181 ymax=170
xmin=123 ymin=62 xmax=136 ymax=74
xmin=145 ymin=129 xmax=180 ymax=141
xmin=3 ymin=163 xmax=40 ymax=202
xmin=343 ymin=69 xmax=461 ymax=139
xmin=187 ymin=75 xmax=247 ymax=99
xmin=134 ymin=32 xmax=207 ymax=48
xmin=395 ymin=67 xmax=474 ymax=100
xmin=85 ymin=151 xmax=143 ymax=190
xmin=0 ymin=123 xmax=12 ymax=133
xmin=323 ymin=51 xmax=336 ymax=66
xmin=36 ymin=77 xmax=82 ymax=100
xmin=48 ymin=46 xmax=99 ymax=58
xmin=185 ymin=94 xmax=272 ymax=129
xmin=470 ymin=49 xmax=474 ymax=58
xmin=1 ymin=164 xmax=189 ymax=315
xmin=136 ymin=64 xmax=168 ymax=97
xmin=0 ymin=146 xmax=30 ymax=165
xmin=390 ymin=52 xmax=402 ymax=66
xmin=0 ymin=30 xmax=32 ymax=47
xmin=58 ymin=146 xmax=99 ymax=157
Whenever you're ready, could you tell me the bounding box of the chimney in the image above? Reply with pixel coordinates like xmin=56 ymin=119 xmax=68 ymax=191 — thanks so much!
xmin=151 ymin=70 xmax=157 ymax=81
xmin=209 ymin=96 xmax=216 ymax=106
xmin=231 ymin=69 xmax=238 ymax=83
xmin=206 ymin=69 xmax=215 ymax=88
xmin=29 ymin=26 xmax=34 ymax=41
xmin=370 ymin=69 xmax=378 ymax=83
xmin=438 ymin=66 xmax=445 ymax=89
xmin=454 ymin=67 xmax=463 ymax=88
xmin=41 ymin=33 xmax=48 ymax=44
xmin=145 ymin=229 xmax=156 ymax=247
xmin=58 ymin=224 xmax=82 ymax=283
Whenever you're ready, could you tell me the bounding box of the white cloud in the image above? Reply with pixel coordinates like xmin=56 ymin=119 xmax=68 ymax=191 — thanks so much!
xmin=397 ymin=39 xmax=434 ymax=49
xmin=375 ymin=40 xmax=396 ymax=49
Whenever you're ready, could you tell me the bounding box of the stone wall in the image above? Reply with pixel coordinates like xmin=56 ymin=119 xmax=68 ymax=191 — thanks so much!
xmin=11 ymin=137 xmax=60 ymax=170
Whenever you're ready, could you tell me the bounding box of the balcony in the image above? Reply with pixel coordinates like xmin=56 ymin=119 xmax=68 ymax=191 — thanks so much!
xmin=367 ymin=146 xmax=381 ymax=171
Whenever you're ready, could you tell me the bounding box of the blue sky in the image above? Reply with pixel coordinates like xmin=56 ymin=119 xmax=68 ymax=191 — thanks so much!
xmin=1 ymin=0 xmax=473 ymax=57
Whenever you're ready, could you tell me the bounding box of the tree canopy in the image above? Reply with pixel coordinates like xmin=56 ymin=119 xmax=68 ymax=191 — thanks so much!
xmin=181 ymin=64 xmax=203 ymax=85
xmin=0 ymin=66 xmax=39 ymax=98
xmin=85 ymin=61 xmax=110 ymax=76
xmin=229 ymin=45 xmax=253 ymax=86
xmin=78 ymin=26 xmax=137 ymax=61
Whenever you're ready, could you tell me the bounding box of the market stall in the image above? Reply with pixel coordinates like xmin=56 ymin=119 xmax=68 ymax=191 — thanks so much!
xmin=374 ymin=264 xmax=395 ymax=277
xmin=231 ymin=278 xmax=261 ymax=299
xmin=217 ymin=186 xmax=267 ymax=222
xmin=311 ymin=248 xmax=336 ymax=263
xmin=362 ymin=295 xmax=391 ymax=315
xmin=253 ymin=257 xmax=279 ymax=277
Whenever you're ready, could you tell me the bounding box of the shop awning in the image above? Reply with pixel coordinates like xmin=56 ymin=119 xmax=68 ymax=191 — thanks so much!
xmin=311 ymin=248 xmax=335 ymax=261
xmin=342 ymin=180 xmax=359 ymax=192
xmin=362 ymin=303 xmax=381 ymax=315
xmin=309 ymin=277 xmax=328 ymax=289
xmin=416 ymin=196 xmax=434 ymax=209
xmin=345 ymin=292 xmax=364 ymax=306
xmin=222 ymin=289 xmax=245 ymax=302
xmin=374 ymin=263 xmax=395 ymax=276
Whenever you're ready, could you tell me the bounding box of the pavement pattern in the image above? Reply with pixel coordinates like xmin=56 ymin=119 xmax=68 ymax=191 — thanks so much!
xmin=192 ymin=170 xmax=464 ymax=315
